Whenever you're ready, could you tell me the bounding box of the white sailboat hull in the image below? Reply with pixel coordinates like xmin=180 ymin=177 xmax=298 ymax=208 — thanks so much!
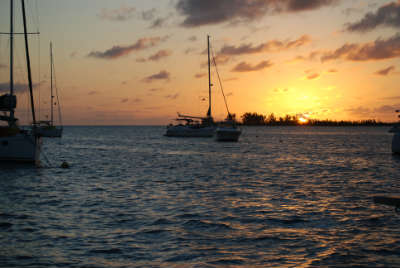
xmin=0 ymin=133 xmax=41 ymax=163
xmin=165 ymin=125 xmax=215 ymax=137
xmin=215 ymin=127 xmax=241 ymax=142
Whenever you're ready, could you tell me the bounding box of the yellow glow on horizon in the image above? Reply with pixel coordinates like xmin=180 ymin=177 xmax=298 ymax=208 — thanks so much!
xmin=298 ymin=117 xmax=308 ymax=124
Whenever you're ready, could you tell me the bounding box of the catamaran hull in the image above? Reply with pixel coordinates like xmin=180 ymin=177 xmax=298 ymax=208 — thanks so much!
xmin=165 ymin=126 xmax=215 ymax=137
xmin=215 ymin=127 xmax=241 ymax=142
xmin=0 ymin=134 xmax=42 ymax=163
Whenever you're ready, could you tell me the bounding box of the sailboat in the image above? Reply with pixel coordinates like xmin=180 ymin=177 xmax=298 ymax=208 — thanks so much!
xmin=0 ymin=0 xmax=42 ymax=163
xmin=165 ymin=36 xmax=216 ymax=137
xmin=36 ymin=42 xmax=63 ymax=138
xmin=209 ymin=43 xmax=242 ymax=142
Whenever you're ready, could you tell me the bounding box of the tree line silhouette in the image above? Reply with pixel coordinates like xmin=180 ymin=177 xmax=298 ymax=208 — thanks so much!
xmin=239 ymin=112 xmax=392 ymax=126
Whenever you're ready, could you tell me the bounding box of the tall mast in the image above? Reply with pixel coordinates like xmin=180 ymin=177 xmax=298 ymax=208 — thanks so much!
xmin=9 ymin=0 xmax=15 ymax=126
xmin=21 ymin=0 xmax=36 ymax=125
xmin=207 ymin=35 xmax=211 ymax=118
xmin=50 ymin=42 xmax=53 ymax=125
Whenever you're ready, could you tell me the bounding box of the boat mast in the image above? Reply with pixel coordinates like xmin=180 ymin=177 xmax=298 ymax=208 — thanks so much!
xmin=21 ymin=0 xmax=36 ymax=125
xmin=207 ymin=35 xmax=212 ymax=118
xmin=9 ymin=0 xmax=15 ymax=126
xmin=50 ymin=42 xmax=53 ymax=125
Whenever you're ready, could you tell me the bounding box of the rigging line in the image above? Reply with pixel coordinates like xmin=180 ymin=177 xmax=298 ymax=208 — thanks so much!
xmin=210 ymin=43 xmax=230 ymax=117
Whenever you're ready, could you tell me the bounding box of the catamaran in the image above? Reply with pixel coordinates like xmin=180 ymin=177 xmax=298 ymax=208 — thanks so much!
xmin=165 ymin=36 xmax=216 ymax=137
xmin=0 ymin=0 xmax=42 ymax=163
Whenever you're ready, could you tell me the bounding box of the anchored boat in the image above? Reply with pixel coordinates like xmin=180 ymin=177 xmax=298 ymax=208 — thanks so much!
xmin=36 ymin=42 xmax=63 ymax=138
xmin=0 ymin=0 xmax=42 ymax=163
xmin=165 ymin=36 xmax=216 ymax=137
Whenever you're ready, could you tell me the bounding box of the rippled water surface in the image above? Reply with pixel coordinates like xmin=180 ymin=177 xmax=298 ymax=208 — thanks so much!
xmin=1 ymin=126 xmax=399 ymax=267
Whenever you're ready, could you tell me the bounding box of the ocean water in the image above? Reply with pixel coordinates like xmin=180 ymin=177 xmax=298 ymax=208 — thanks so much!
xmin=0 ymin=126 xmax=399 ymax=268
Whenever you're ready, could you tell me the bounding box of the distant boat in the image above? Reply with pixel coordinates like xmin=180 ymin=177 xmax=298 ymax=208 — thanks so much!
xmin=0 ymin=0 xmax=42 ymax=163
xmin=165 ymin=35 xmax=215 ymax=137
xmin=36 ymin=42 xmax=63 ymax=138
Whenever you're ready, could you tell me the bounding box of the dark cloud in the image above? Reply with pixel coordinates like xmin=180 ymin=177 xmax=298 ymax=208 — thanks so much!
xmin=136 ymin=57 xmax=147 ymax=63
xmin=232 ymin=60 xmax=273 ymax=72
xmin=297 ymin=51 xmax=321 ymax=61
xmin=88 ymin=91 xmax=99 ymax=95
xmin=346 ymin=1 xmax=400 ymax=32
xmin=342 ymin=7 xmax=363 ymax=17
xmin=87 ymin=36 xmax=168 ymax=60
xmin=148 ymin=88 xmax=163 ymax=92
xmin=0 ymin=82 xmax=41 ymax=93
xmin=219 ymin=35 xmax=311 ymax=56
xmin=148 ymin=50 xmax=172 ymax=61
xmin=184 ymin=47 xmax=197 ymax=54
xmin=194 ymin=73 xmax=206 ymax=78
xmin=188 ymin=36 xmax=197 ymax=42
xmin=141 ymin=8 xmax=157 ymax=21
xmin=143 ymin=70 xmax=171 ymax=83
xmin=98 ymin=6 xmax=136 ymax=21
xmin=165 ymin=93 xmax=179 ymax=99
xmin=347 ymin=104 xmax=400 ymax=116
xmin=176 ymin=0 xmax=339 ymax=27
xmin=149 ymin=17 xmax=168 ymax=28
xmin=375 ymin=65 xmax=396 ymax=76
xmin=121 ymin=98 xmax=129 ymax=103
xmin=321 ymin=34 xmax=400 ymax=62
xmin=136 ymin=50 xmax=173 ymax=63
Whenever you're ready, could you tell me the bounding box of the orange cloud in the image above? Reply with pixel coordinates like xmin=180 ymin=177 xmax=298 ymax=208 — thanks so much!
xmin=87 ymin=36 xmax=169 ymax=59
xmin=232 ymin=60 xmax=273 ymax=72
xmin=321 ymin=34 xmax=400 ymax=62
xmin=375 ymin=66 xmax=396 ymax=76
xmin=346 ymin=1 xmax=400 ymax=32
xmin=219 ymin=35 xmax=311 ymax=56
xmin=142 ymin=70 xmax=171 ymax=83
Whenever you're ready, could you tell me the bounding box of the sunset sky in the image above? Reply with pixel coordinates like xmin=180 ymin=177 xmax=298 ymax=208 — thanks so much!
xmin=0 ymin=0 xmax=399 ymax=125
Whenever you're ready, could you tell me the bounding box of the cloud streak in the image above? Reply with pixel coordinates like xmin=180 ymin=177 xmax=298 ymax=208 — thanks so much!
xmin=98 ymin=6 xmax=136 ymax=21
xmin=232 ymin=60 xmax=273 ymax=72
xmin=148 ymin=50 xmax=172 ymax=61
xmin=375 ymin=66 xmax=396 ymax=76
xmin=321 ymin=34 xmax=400 ymax=62
xmin=346 ymin=1 xmax=400 ymax=32
xmin=0 ymin=82 xmax=41 ymax=93
xmin=176 ymin=0 xmax=339 ymax=27
xmin=87 ymin=36 xmax=168 ymax=60
xmin=142 ymin=70 xmax=171 ymax=83
xmin=219 ymin=35 xmax=311 ymax=56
